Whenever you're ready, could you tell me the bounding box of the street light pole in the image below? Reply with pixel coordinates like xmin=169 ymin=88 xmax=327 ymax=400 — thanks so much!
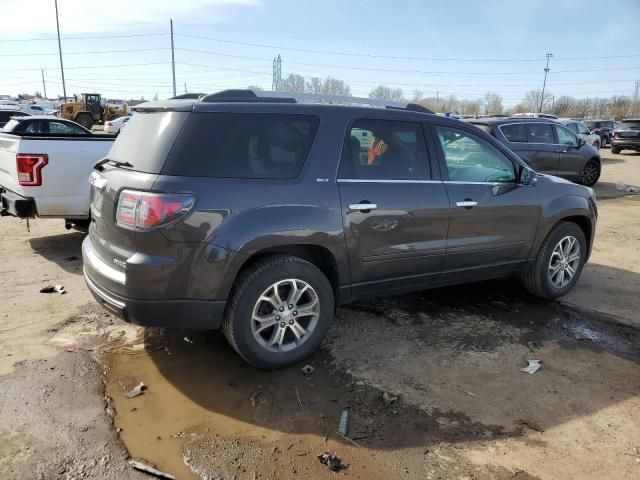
xmin=170 ymin=19 xmax=176 ymax=97
xmin=539 ymin=52 xmax=553 ymax=113
xmin=54 ymin=0 xmax=67 ymax=102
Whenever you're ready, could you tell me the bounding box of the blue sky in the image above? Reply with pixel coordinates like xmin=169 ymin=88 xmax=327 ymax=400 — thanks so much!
xmin=1 ymin=0 xmax=638 ymax=106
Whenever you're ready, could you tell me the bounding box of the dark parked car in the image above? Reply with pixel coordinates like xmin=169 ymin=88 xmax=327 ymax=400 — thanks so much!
xmin=0 ymin=109 xmax=30 ymax=129
xmin=583 ymin=120 xmax=615 ymax=148
xmin=2 ymin=116 xmax=92 ymax=135
xmin=468 ymin=117 xmax=601 ymax=186
xmin=611 ymin=118 xmax=640 ymax=153
xmin=83 ymin=90 xmax=597 ymax=368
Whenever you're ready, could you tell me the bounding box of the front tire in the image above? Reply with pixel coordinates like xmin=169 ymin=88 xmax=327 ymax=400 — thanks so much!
xmin=611 ymin=146 xmax=621 ymax=154
xmin=223 ymin=255 xmax=335 ymax=369
xmin=522 ymin=222 xmax=587 ymax=299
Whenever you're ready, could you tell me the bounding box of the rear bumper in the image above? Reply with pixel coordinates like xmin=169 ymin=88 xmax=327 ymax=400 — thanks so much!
xmin=0 ymin=189 xmax=36 ymax=217
xmin=611 ymin=138 xmax=640 ymax=149
xmin=82 ymin=237 xmax=225 ymax=329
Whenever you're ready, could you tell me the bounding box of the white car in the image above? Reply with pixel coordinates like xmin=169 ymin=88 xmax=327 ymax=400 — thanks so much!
xmin=103 ymin=115 xmax=130 ymax=134
xmin=559 ymin=119 xmax=602 ymax=150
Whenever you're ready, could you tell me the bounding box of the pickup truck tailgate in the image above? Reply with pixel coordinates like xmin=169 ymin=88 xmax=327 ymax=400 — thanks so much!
xmin=0 ymin=133 xmax=115 ymax=218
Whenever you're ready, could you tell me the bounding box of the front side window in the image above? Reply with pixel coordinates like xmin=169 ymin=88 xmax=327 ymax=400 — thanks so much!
xmin=163 ymin=113 xmax=319 ymax=179
xmin=526 ymin=123 xmax=554 ymax=144
xmin=555 ymin=125 xmax=578 ymax=146
xmin=576 ymin=123 xmax=590 ymax=135
xmin=436 ymin=125 xmax=515 ymax=183
xmin=339 ymin=119 xmax=429 ymax=180
xmin=500 ymin=123 xmax=527 ymax=143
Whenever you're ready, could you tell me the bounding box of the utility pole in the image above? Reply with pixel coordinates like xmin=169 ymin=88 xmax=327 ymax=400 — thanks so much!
xmin=436 ymin=91 xmax=439 ymax=112
xmin=184 ymin=82 xmax=187 ymax=94
xmin=170 ymin=19 xmax=176 ymax=97
xmin=41 ymin=69 xmax=47 ymax=99
xmin=54 ymin=0 xmax=66 ymax=102
xmin=631 ymin=80 xmax=639 ymax=117
xmin=539 ymin=52 xmax=553 ymax=113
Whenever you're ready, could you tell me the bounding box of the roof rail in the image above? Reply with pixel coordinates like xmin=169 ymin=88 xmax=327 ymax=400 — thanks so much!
xmin=199 ymin=89 xmax=434 ymax=114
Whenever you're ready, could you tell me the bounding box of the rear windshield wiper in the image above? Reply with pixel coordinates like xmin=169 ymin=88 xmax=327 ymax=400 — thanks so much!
xmin=94 ymin=158 xmax=134 ymax=171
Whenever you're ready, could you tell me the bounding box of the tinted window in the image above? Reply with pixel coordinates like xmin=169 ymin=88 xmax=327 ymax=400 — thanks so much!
xmin=49 ymin=121 xmax=88 ymax=135
xmin=339 ymin=119 xmax=428 ymax=180
xmin=163 ymin=113 xmax=319 ymax=179
xmin=500 ymin=123 xmax=527 ymax=142
xmin=436 ymin=126 xmax=515 ymax=183
xmin=618 ymin=120 xmax=640 ymax=129
xmin=526 ymin=123 xmax=554 ymax=144
xmin=555 ymin=125 xmax=578 ymax=145
xmin=108 ymin=111 xmax=190 ymax=174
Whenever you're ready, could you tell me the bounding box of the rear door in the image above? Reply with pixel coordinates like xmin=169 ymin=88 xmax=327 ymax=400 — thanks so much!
xmin=337 ymin=117 xmax=449 ymax=297
xmin=521 ymin=122 xmax=559 ymax=174
xmin=432 ymin=123 xmax=540 ymax=277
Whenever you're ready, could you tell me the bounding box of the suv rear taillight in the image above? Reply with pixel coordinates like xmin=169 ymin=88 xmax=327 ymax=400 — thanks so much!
xmin=16 ymin=154 xmax=48 ymax=186
xmin=116 ymin=190 xmax=194 ymax=228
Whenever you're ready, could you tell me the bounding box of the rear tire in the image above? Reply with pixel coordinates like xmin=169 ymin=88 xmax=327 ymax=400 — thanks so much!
xmin=611 ymin=146 xmax=621 ymax=154
xmin=522 ymin=222 xmax=587 ymax=299
xmin=223 ymin=255 xmax=335 ymax=369
xmin=601 ymin=136 xmax=608 ymax=148
xmin=579 ymin=160 xmax=600 ymax=186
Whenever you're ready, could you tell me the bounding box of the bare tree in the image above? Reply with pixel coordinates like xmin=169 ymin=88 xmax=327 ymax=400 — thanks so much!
xmin=247 ymin=85 xmax=264 ymax=91
xmin=369 ymin=85 xmax=405 ymax=102
xmin=280 ymin=74 xmax=306 ymax=93
xmin=524 ymin=89 xmax=553 ymax=112
xmin=483 ymin=92 xmax=504 ymax=115
xmin=320 ymin=77 xmax=351 ymax=96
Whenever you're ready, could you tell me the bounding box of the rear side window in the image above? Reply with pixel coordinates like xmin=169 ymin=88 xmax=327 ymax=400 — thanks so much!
xmin=499 ymin=123 xmax=527 ymax=143
xmin=108 ymin=111 xmax=190 ymax=174
xmin=339 ymin=119 xmax=429 ymax=180
xmin=163 ymin=113 xmax=319 ymax=179
xmin=526 ymin=123 xmax=554 ymax=144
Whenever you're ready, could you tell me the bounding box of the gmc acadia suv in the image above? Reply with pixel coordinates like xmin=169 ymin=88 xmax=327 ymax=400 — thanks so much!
xmin=83 ymin=90 xmax=597 ymax=368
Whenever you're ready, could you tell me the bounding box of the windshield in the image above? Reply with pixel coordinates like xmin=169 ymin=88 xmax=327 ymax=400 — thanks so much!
xmin=2 ymin=119 xmax=19 ymax=132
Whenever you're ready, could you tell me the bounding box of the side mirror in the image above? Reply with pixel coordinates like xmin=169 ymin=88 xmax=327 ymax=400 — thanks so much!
xmin=519 ymin=165 xmax=536 ymax=185
xmin=577 ymin=138 xmax=586 ymax=148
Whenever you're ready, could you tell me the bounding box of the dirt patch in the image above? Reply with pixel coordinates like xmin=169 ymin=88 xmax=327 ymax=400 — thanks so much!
xmin=104 ymin=282 xmax=639 ymax=479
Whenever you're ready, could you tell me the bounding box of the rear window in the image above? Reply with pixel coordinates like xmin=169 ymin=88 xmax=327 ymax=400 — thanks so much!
xmin=618 ymin=120 xmax=640 ymax=129
xmin=108 ymin=111 xmax=190 ymax=173
xmin=499 ymin=123 xmax=527 ymax=142
xmin=162 ymin=112 xmax=319 ymax=179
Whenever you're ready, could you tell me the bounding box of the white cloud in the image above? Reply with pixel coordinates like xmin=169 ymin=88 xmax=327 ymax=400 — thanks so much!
xmin=0 ymin=0 xmax=259 ymax=33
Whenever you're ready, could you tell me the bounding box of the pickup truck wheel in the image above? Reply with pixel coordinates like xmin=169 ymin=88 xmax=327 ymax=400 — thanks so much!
xmin=522 ymin=222 xmax=587 ymax=299
xmin=223 ymin=255 xmax=335 ymax=369
xmin=611 ymin=146 xmax=621 ymax=154
xmin=579 ymin=160 xmax=600 ymax=186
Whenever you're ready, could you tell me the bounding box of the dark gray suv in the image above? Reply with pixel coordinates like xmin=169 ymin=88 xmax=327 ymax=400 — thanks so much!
xmin=469 ymin=117 xmax=602 ymax=186
xmin=83 ymin=90 xmax=597 ymax=368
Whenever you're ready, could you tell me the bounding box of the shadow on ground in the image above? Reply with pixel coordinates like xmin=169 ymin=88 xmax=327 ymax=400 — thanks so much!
xmin=28 ymin=231 xmax=85 ymax=274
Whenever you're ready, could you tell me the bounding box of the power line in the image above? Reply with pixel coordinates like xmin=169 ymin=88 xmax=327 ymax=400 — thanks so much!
xmin=0 ymin=48 xmax=170 ymax=57
xmin=0 ymin=32 xmax=168 ymax=42
xmin=0 ymin=61 xmax=171 ymax=72
xmin=175 ymin=32 xmax=640 ymax=63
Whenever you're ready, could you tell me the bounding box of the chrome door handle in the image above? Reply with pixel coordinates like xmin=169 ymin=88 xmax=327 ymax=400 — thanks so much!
xmin=349 ymin=203 xmax=377 ymax=211
xmin=456 ymin=200 xmax=478 ymax=208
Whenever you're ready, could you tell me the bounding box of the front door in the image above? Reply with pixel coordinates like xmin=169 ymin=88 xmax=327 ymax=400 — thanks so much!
xmin=338 ymin=118 xmax=450 ymax=298
xmin=554 ymin=124 xmax=586 ymax=182
xmin=432 ymin=124 xmax=541 ymax=279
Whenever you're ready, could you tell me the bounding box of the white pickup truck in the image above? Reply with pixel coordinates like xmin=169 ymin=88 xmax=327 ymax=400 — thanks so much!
xmin=0 ymin=116 xmax=115 ymax=228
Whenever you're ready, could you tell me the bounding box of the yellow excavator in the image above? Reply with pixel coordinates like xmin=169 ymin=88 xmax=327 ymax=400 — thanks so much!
xmin=57 ymin=93 xmax=128 ymax=130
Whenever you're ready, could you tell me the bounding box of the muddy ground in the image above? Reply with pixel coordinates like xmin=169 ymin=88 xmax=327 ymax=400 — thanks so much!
xmin=1 ymin=150 xmax=639 ymax=480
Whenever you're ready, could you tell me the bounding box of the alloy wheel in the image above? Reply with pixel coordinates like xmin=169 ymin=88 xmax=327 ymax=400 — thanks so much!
xmin=251 ymin=279 xmax=320 ymax=353
xmin=548 ymin=235 xmax=581 ymax=289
